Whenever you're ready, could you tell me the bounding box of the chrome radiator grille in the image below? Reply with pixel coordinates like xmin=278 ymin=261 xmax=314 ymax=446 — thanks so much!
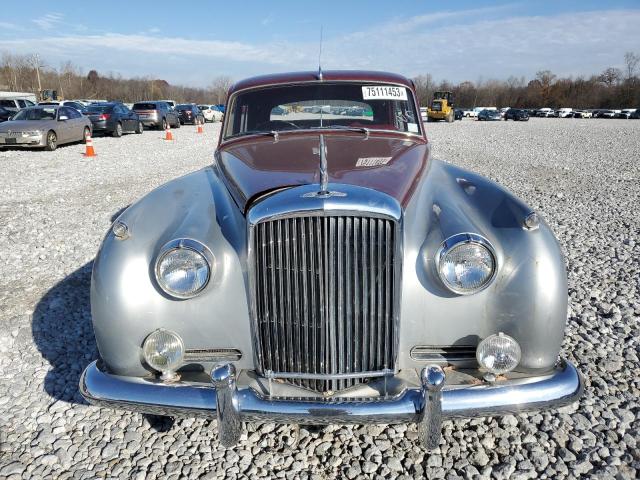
xmin=251 ymin=214 xmax=398 ymax=393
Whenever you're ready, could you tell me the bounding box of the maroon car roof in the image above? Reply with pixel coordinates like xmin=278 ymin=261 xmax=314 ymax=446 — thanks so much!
xmin=229 ymin=70 xmax=415 ymax=94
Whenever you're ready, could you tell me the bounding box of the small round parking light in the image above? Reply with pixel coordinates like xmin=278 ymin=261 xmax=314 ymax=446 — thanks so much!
xmin=476 ymin=332 xmax=521 ymax=375
xmin=142 ymin=329 xmax=185 ymax=381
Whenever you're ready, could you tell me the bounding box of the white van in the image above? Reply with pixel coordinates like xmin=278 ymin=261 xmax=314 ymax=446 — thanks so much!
xmin=557 ymin=108 xmax=573 ymax=118
xmin=0 ymin=92 xmax=37 ymax=112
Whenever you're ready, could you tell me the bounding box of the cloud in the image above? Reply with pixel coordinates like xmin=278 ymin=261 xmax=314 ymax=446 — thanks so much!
xmin=2 ymin=8 xmax=639 ymax=86
xmin=0 ymin=21 xmax=22 ymax=31
xmin=32 ymin=12 xmax=64 ymax=30
xmin=261 ymin=14 xmax=275 ymax=26
xmin=321 ymin=9 xmax=640 ymax=80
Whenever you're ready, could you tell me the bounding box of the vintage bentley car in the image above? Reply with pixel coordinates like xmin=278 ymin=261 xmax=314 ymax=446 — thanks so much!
xmin=80 ymin=70 xmax=583 ymax=448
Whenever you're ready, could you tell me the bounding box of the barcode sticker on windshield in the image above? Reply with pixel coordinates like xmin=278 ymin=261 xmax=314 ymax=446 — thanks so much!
xmin=362 ymin=86 xmax=408 ymax=101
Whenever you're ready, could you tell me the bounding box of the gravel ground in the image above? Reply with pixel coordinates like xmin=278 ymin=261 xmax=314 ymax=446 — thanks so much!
xmin=0 ymin=118 xmax=638 ymax=479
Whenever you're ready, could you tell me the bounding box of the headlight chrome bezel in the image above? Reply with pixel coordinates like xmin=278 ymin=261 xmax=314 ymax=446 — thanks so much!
xmin=436 ymin=232 xmax=497 ymax=295
xmin=154 ymin=238 xmax=214 ymax=299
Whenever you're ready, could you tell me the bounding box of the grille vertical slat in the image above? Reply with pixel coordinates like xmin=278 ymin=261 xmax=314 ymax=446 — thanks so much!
xmin=368 ymin=219 xmax=376 ymax=372
xmin=384 ymin=220 xmax=392 ymax=369
xmin=253 ymin=214 xmax=397 ymax=394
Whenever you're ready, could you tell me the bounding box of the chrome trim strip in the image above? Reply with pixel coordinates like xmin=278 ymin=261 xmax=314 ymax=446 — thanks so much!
xmin=184 ymin=348 xmax=242 ymax=362
xmin=263 ymin=369 xmax=394 ymax=381
xmin=222 ymin=128 xmax=425 ymax=145
xmin=80 ymin=359 xmax=583 ymax=424
xmin=247 ymin=183 xmax=402 ymax=224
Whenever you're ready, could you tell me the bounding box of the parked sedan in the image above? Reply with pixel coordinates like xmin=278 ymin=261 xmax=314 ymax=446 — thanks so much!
xmin=86 ymin=103 xmax=144 ymax=137
xmin=0 ymin=105 xmax=91 ymax=151
xmin=598 ymin=110 xmax=617 ymax=118
xmin=0 ymin=106 xmax=14 ymax=122
xmin=39 ymin=101 xmax=88 ymax=115
xmin=454 ymin=108 xmax=463 ymax=120
xmin=616 ymin=109 xmax=637 ymax=119
xmin=176 ymin=104 xmax=205 ymax=125
xmin=198 ymin=105 xmax=224 ymax=123
xmin=630 ymin=109 xmax=640 ymax=119
xmin=572 ymin=110 xmax=592 ymax=118
xmin=536 ymin=108 xmax=554 ymax=117
xmin=80 ymin=70 xmax=582 ymax=449
xmin=504 ymin=108 xmax=529 ymax=121
xmin=0 ymin=98 xmax=37 ymax=112
xmin=477 ymin=109 xmax=502 ymax=121
xmin=132 ymin=101 xmax=180 ymax=130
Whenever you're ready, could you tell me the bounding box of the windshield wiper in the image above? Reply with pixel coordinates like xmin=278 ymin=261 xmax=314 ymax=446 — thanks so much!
xmin=226 ymin=130 xmax=280 ymax=141
xmin=310 ymin=125 xmax=370 ymax=138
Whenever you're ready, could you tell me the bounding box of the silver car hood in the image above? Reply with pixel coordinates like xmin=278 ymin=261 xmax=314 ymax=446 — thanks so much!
xmin=0 ymin=120 xmax=54 ymax=132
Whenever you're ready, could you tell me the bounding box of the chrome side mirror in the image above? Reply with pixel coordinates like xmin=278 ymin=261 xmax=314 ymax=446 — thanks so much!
xmin=59 ymin=115 xmax=68 ymax=121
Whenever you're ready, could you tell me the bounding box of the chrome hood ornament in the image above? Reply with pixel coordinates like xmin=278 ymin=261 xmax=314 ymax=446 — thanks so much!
xmin=319 ymin=134 xmax=328 ymax=194
xmin=303 ymin=135 xmax=346 ymax=198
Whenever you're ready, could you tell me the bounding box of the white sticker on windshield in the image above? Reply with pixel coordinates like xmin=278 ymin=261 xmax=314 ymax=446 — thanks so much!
xmin=362 ymin=85 xmax=408 ymax=101
xmin=407 ymin=123 xmax=418 ymax=133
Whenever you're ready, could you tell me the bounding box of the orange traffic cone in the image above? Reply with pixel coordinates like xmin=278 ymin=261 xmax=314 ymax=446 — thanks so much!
xmin=197 ymin=121 xmax=204 ymax=134
xmin=164 ymin=122 xmax=174 ymax=141
xmin=83 ymin=132 xmax=97 ymax=157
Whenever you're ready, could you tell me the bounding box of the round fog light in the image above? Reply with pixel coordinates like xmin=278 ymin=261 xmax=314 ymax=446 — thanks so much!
xmin=476 ymin=332 xmax=521 ymax=375
xmin=142 ymin=329 xmax=184 ymax=380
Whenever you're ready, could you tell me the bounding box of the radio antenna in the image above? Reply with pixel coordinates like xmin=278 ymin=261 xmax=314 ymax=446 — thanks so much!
xmin=317 ymin=26 xmax=323 ymax=81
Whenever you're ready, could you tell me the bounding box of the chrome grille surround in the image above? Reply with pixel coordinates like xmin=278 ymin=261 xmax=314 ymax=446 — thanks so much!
xmin=247 ymin=183 xmax=402 ymax=394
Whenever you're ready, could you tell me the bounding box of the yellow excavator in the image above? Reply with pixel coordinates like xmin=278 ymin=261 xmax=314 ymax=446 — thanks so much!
xmin=39 ymin=89 xmax=62 ymax=102
xmin=427 ymin=91 xmax=454 ymax=122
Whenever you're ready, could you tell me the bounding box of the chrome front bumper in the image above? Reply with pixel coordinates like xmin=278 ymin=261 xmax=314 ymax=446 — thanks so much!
xmin=80 ymin=360 xmax=582 ymax=448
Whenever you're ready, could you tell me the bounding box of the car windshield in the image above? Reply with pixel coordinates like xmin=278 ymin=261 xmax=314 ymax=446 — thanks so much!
xmin=176 ymin=105 xmax=191 ymax=110
xmin=133 ymin=103 xmax=157 ymax=110
xmin=86 ymin=105 xmax=112 ymax=113
xmin=12 ymin=108 xmax=56 ymax=121
xmin=224 ymin=82 xmax=421 ymax=139
xmin=198 ymin=105 xmax=208 ymax=109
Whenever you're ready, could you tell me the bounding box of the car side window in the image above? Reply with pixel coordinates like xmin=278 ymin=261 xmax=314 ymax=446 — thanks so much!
xmin=66 ymin=107 xmax=81 ymax=119
xmin=17 ymin=100 xmax=27 ymax=108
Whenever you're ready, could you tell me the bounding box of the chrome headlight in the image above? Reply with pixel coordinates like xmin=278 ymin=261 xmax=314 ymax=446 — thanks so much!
xmin=436 ymin=233 xmax=496 ymax=295
xmin=155 ymin=239 xmax=213 ymax=299
xmin=476 ymin=332 xmax=521 ymax=375
xmin=142 ymin=328 xmax=184 ymax=380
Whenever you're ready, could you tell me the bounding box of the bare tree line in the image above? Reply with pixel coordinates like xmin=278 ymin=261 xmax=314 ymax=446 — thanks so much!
xmin=1 ymin=52 xmax=233 ymax=104
xmin=2 ymin=50 xmax=639 ymax=108
xmin=414 ymin=52 xmax=640 ymax=109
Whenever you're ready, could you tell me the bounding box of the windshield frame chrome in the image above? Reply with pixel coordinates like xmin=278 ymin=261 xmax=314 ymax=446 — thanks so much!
xmin=220 ymin=80 xmax=425 ymax=145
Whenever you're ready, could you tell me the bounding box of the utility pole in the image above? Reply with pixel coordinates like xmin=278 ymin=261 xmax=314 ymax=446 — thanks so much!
xmin=32 ymin=54 xmax=43 ymax=97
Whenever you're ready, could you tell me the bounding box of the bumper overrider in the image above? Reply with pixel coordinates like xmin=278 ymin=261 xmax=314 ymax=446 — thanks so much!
xmin=80 ymin=359 xmax=582 ymax=448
